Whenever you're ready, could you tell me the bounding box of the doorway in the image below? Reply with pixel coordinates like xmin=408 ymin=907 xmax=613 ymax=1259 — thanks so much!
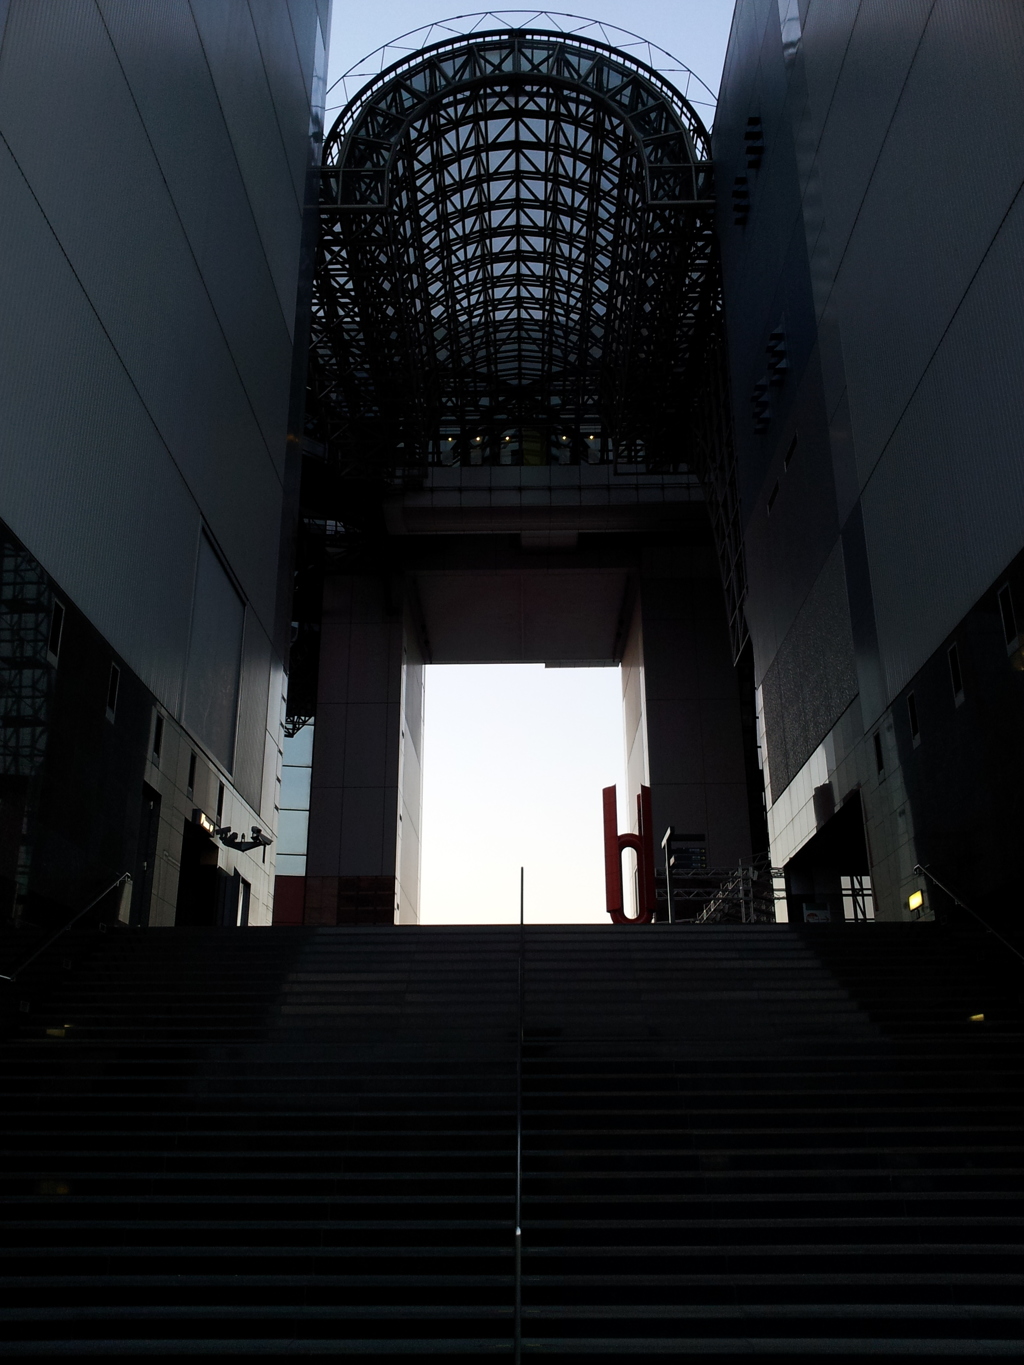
xmin=175 ymin=818 xmax=221 ymax=926
xmin=418 ymin=664 xmax=626 ymax=924
xmin=132 ymin=783 xmax=161 ymax=927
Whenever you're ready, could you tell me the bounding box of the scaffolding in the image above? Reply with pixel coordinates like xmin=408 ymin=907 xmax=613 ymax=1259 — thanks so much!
xmin=657 ymin=858 xmax=786 ymax=924
xmin=0 ymin=533 xmax=53 ymax=922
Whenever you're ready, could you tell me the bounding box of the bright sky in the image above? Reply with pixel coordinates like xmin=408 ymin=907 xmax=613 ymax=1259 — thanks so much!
xmin=325 ymin=4 xmax=739 ymax=124
xmin=323 ymin=5 xmax=739 ymax=924
xmin=419 ymin=666 xmax=625 ymax=923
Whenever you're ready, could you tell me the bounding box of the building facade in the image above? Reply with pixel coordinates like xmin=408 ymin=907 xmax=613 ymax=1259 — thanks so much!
xmin=715 ymin=0 xmax=1024 ymax=922
xmin=4 ymin=2 xmax=1021 ymax=935
xmin=0 ymin=0 xmax=330 ymax=930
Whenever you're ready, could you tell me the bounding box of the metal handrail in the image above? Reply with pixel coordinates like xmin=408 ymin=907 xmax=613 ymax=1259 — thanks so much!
xmin=0 ymin=873 xmax=132 ymax=983
xmin=913 ymin=863 xmax=1024 ymax=968
xmin=514 ymin=870 xmax=524 ymax=1364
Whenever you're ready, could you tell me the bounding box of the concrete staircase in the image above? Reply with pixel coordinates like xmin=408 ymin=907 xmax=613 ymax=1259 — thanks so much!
xmin=0 ymin=922 xmax=1022 ymax=1358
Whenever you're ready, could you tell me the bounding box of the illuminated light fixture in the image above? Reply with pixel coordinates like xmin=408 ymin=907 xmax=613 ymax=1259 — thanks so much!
xmin=475 ymin=436 xmax=481 ymax=442
xmin=589 ymin=434 xmax=595 ymax=440
xmin=193 ymin=809 xmax=216 ymax=836
xmin=970 ymin=1013 xmax=985 ymax=1023
xmin=908 ymin=890 xmax=923 ymax=911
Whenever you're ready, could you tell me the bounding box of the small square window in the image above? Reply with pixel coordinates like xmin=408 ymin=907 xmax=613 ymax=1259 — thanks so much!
xmin=948 ymin=642 xmax=964 ymax=704
xmin=907 ymin=692 xmax=920 ymax=745
xmin=47 ymin=601 xmax=65 ymax=664
xmin=997 ymin=583 xmax=1018 ymax=649
xmin=106 ymin=664 xmax=120 ymax=722
xmin=873 ymin=731 xmax=884 ymax=775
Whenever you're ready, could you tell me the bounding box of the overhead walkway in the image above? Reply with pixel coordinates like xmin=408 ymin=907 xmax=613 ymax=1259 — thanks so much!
xmin=0 ymin=921 xmax=1022 ymax=1359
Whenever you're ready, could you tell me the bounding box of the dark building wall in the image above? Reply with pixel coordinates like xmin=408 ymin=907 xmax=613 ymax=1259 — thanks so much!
xmin=0 ymin=516 xmax=274 ymax=930
xmin=716 ymin=0 xmax=1024 ymax=919
xmin=629 ymin=545 xmax=757 ymax=870
xmin=0 ymin=1 xmax=331 ymax=925
xmin=304 ymin=573 xmax=416 ymax=926
xmin=890 ymin=556 xmax=1024 ymax=928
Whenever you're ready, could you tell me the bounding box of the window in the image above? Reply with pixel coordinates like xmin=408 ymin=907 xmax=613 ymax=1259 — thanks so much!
xmin=152 ymin=714 xmax=164 ymax=764
xmin=216 ymin=781 xmax=225 ymax=821
xmin=873 ymin=731 xmax=884 ymax=775
xmin=948 ymin=642 xmax=964 ymax=704
xmin=47 ymin=601 xmax=65 ymax=664
xmin=187 ymin=751 xmax=197 ymax=798
xmin=106 ymin=664 xmax=120 ymax=722
xmin=997 ymin=583 xmax=1018 ymax=648
xmin=907 ymin=692 xmax=920 ymax=745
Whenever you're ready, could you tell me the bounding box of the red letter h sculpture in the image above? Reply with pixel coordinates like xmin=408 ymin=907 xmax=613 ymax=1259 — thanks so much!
xmin=602 ymin=785 xmax=656 ymax=924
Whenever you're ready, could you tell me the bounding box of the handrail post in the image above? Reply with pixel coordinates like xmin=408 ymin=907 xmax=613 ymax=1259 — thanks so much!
xmin=514 ymin=905 xmax=524 ymax=1364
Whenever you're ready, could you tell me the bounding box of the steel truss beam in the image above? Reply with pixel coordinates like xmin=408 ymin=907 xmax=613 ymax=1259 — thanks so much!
xmin=304 ymin=27 xmax=749 ymax=663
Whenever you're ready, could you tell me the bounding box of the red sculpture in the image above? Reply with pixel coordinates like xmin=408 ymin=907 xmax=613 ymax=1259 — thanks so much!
xmin=602 ymin=784 xmax=656 ymax=924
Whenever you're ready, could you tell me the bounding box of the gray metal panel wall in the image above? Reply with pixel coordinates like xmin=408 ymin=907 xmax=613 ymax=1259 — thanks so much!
xmin=759 ymin=541 xmax=858 ymax=799
xmin=860 ymin=186 xmax=1024 ymax=704
xmin=722 ymin=0 xmax=1024 ymax=759
xmin=95 ymin=0 xmax=297 ymax=460
xmin=831 ymin=1 xmax=1024 ymax=488
xmin=0 ymin=132 xmax=197 ymax=715
xmin=187 ymin=0 xmax=306 ymax=333
xmin=0 ymin=0 xmax=326 ymax=786
xmin=814 ymin=0 xmax=1024 ymax=711
xmin=235 ymin=615 xmax=274 ymax=813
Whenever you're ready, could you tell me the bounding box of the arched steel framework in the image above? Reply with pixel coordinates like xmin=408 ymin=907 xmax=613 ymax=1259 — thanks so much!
xmin=308 ymin=28 xmax=725 ymax=476
xmin=296 ymin=21 xmax=749 ymax=707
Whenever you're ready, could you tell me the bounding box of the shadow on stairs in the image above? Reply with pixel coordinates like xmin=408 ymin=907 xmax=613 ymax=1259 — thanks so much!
xmin=0 ymin=921 xmax=1021 ymax=1359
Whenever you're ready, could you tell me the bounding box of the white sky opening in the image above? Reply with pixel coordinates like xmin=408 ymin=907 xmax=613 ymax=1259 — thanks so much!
xmin=418 ymin=664 xmax=628 ymax=924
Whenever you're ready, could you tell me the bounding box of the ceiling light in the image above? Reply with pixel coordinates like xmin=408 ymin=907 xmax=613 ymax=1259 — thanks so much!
xmin=908 ymin=890 xmax=923 ymax=911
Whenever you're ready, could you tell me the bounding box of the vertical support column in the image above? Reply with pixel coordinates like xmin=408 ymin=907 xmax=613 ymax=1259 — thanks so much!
xmin=624 ymin=546 xmax=754 ymax=870
xmin=620 ymin=591 xmax=649 ymax=809
xmin=395 ymin=609 xmax=425 ymax=924
xmin=305 ymin=574 xmax=418 ymax=925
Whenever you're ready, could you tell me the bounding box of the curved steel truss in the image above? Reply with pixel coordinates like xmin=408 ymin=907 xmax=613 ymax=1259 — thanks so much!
xmin=308 ymin=27 xmax=721 ymax=476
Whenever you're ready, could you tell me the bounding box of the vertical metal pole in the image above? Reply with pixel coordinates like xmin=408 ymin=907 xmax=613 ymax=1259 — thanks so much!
xmin=664 ymin=839 xmax=674 ymax=924
xmin=515 ymin=872 xmax=524 ymax=1363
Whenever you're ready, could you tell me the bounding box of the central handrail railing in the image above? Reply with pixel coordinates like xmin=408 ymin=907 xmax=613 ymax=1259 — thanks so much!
xmin=0 ymin=873 xmax=132 ymax=984
xmin=514 ymin=871 xmax=524 ymax=1364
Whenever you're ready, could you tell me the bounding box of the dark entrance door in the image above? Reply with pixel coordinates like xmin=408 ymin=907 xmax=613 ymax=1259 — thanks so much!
xmin=236 ymin=874 xmax=251 ymax=928
xmin=132 ymin=784 xmax=161 ymax=927
xmin=214 ymin=867 xmax=241 ymax=928
xmin=175 ymin=819 xmax=221 ymax=926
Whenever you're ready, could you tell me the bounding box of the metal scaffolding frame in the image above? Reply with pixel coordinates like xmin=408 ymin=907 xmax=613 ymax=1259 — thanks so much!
xmin=658 ymin=859 xmax=786 ymax=925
